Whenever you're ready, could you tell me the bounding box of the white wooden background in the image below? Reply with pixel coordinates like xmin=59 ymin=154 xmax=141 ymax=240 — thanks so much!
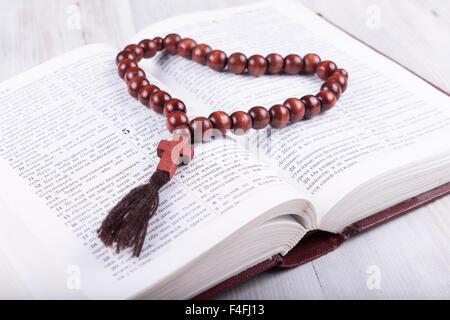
xmin=0 ymin=0 xmax=449 ymax=299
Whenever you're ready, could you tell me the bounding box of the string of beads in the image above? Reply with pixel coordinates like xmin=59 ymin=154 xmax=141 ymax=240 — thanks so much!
xmin=115 ymin=33 xmax=348 ymax=142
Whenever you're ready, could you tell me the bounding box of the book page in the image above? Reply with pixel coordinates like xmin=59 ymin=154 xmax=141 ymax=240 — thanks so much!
xmin=0 ymin=44 xmax=303 ymax=298
xmin=131 ymin=0 xmax=450 ymax=227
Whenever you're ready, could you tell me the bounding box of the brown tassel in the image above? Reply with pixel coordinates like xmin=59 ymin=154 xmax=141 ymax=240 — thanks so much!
xmin=98 ymin=169 xmax=170 ymax=257
xmin=98 ymin=135 xmax=194 ymax=257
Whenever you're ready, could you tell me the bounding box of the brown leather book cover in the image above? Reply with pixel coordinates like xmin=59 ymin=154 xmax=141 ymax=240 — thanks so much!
xmin=192 ymin=11 xmax=450 ymax=300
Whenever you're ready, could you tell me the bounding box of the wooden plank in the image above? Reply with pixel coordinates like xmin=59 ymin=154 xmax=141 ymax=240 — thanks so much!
xmin=0 ymin=0 xmax=136 ymax=81
xmin=299 ymin=0 xmax=450 ymax=93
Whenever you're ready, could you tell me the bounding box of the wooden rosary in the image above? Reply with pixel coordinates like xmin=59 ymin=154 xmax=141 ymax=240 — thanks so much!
xmin=98 ymin=33 xmax=349 ymax=257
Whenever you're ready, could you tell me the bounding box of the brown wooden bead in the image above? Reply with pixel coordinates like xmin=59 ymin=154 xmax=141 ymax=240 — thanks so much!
xmin=332 ymin=68 xmax=348 ymax=79
xmin=128 ymin=77 xmax=149 ymax=99
xmin=303 ymin=53 xmax=321 ymax=74
xmin=150 ymin=90 xmax=171 ymax=114
xmin=266 ymin=53 xmax=284 ymax=74
xmin=172 ymin=125 xmax=192 ymax=139
xmin=163 ymin=33 xmax=181 ymax=54
xmin=283 ymin=98 xmax=305 ymax=122
xmin=321 ymin=80 xmax=342 ymax=99
xmin=248 ymin=54 xmax=267 ymax=76
xmin=316 ymin=90 xmax=336 ymax=112
xmin=163 ymin=98 xmax=187 ymax=117
xmin=248 ymin=106 xmax=270 ymax=129
xmin=138 ymin=84 xmax=159 ymax=106
xmin=124 ymin=67 xmax=146 ymax=84
xmin=177 ymin=38 xmax=197 ymax=59
xmin=153 ymin=37 xmax=164 ymax=51
xmin=124 ymin=44 xmax=144 ymax=61
xmin=189 ymin=116 xmax=213 ymax=142
xmin=208 ymin=111 xmax=232 ymax=135
xmin=116 ymin=50 xmax=136 ymax=65
xmin=192 ymin=44 xmax=212 ymax=65
xmin=228 ymin=52 xmax=247 ymax=74
xmin=138 ymin=39 xmax=158 ymax=58
xmin=230 ymin=111 xmax=252 ymax=135
xmin=316 ymin=60 xmax=337 ymax=80
xmin=117 ymin=59 xmax=138 ymax=78
xmin=207 ymin=50 xmax=227 ymax=71
xmin=327 ymin=74 xmax=348 ymax=92
xmin=301 ymin=95 xmax=321 ymax=119
xmin=269 ymin=104 xmax=290 ymax=128
xmin=166 ymin=111 xmax=189 ymax=133
xmin=283 ymin=54 xmax=303 ymax=75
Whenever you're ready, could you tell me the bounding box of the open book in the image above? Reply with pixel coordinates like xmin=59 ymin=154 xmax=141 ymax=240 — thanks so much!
xmin=0 ymin=0 xmax=449 ymax=299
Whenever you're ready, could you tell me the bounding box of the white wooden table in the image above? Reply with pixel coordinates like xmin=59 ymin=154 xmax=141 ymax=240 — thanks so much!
xmin=0 ymin=0 xmax=449 ymax=299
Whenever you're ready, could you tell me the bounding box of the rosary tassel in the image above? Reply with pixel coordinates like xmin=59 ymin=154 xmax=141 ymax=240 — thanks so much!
xmin=98 ymin=134 xmax=193 ymax=257
xmin=98 ymin=169 xmax=170 ymax=257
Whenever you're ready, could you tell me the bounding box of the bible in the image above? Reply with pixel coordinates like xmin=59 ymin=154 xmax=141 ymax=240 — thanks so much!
xmin=0 ymin=0 xmax=449 ymax=299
